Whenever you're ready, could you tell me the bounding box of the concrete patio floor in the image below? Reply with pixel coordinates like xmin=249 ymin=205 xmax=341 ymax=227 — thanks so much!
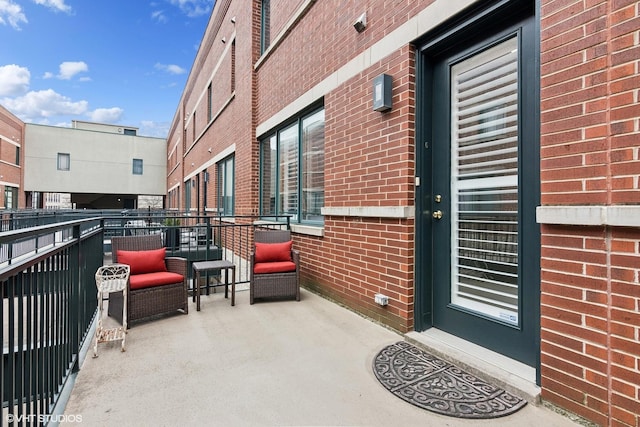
xmin=61 ymin=288 xmax=579 ymax=427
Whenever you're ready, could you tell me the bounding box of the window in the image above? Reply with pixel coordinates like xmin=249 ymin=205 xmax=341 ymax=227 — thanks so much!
xmin=193 ymin=111 xmax=197 ymax=142
xmin=207 ymin=84 xmax=212 ymax=122
xmin=301 ymin=110 xmax=325 ymax=221
xmin=133 ymin=158 xmax=143 ymax=175
xmin=217 ymin=155 xmax=234 ymax=215
xmin=183 ymin=127 xmax=187 ymax=152
xmin=185 ymin=179 xmax=192 ymax=212
xmin=15 ymin=146 xmax=19 ymax=165
xmin=123 ymin=128 xmax=136 ymax=136
xmin=57 ymin=153 xmax=70 ymax=171
xmin=4 ymin=186 xmax=17 ymax=209
xmin=260 ymin=107 xmax=325 ymax=224
xmin=231 ymin=40 xmax=236 ymax=92
xmin=260 ymin=0 xmax=270 ymax=54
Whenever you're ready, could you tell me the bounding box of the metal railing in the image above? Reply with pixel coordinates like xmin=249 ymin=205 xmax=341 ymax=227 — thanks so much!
xmin=1 ymin=219 xmax=103 ymax=426
xmin=0 ymin=213 xmax=290 ymax=426
xmin=103 ymin=215 xmax=291 ymax=289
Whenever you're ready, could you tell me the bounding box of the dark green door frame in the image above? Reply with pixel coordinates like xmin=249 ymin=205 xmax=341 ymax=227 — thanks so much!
xmin=413 ymin=0 xmax=540 ymax=377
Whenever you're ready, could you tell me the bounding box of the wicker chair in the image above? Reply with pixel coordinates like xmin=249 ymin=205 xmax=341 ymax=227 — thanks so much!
xmin=250 ymin=230 xmax=300 ymax=304
xmin=108 ymin=234 xmax=188 ymax=325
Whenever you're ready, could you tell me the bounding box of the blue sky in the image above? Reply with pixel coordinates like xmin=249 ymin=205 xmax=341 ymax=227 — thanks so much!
xmin=0 ymin=0 xmax=214 ymax=137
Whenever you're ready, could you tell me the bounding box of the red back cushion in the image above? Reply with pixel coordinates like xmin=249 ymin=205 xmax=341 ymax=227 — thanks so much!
xmin=116 ymin=248 xmax=167 ymax=275
xmin=254 ymin=240 xmax=293 ymax=263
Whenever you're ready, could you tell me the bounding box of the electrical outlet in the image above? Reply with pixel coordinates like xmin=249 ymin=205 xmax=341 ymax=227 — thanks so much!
xmin=374 ymin=293 xmax=389 ymax=306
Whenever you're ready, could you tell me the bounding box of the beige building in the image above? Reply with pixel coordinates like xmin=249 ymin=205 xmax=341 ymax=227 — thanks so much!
xmin=24 ymin=123 xmax=166 ymax=209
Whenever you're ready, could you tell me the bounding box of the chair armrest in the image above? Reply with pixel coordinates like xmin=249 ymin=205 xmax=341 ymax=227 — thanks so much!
xmin=292 ymin=249 xmax=300 ymax=266
xmin=165 ymin=256 xmax=188 ymax=276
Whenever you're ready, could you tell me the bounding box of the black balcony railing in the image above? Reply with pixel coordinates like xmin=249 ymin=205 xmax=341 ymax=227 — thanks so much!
xmin=102 ymin=214 xmax=291 ymax=291
xmin=0 ymin=212 xmax=290 ymax=426
xmin=1 ymin=218 xmax=103 ymax=426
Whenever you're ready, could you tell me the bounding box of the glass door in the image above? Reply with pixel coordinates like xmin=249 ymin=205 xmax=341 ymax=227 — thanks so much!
xmin=450 ymin=36 xmax=520 ymax=325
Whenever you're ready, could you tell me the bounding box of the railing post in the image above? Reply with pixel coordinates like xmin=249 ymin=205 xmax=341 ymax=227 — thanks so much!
xmin=70 ymin=224 xmax=81 ymax=372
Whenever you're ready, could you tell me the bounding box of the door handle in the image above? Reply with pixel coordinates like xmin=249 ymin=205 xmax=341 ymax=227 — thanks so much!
xmin=432 ymin=210 xmax=443 ymax=220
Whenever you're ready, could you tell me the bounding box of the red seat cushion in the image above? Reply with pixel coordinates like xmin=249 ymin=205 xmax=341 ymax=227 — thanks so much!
xmin=129 ymin=272 xmax=184 ymax=290
xmin=253 ymin=261 xmax=296 ymax=274
xmin=254 ymin=241 xmax=293 ymax=263
xmin=117 ymin=248 xmax=167 ymax=275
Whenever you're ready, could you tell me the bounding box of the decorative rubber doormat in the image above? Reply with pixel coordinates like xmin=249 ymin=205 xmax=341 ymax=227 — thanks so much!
xmin=373 ymin=341 xmax=526 ymax=419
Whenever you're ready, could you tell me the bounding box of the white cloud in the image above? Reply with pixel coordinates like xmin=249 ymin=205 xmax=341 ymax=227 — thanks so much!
xmin=57 ymin=61 xmax=88 ymax=80
xmin=33 ymin=0 xmax=72 ymax=13
xmin=1 ymin=89 xmax=88 ymax=121
xmin=140 ymin=120 xmax=170 ymax=138
xmin=43 ymin=71 xmax=54 ymax=79
xmin=151 ymin=10 xmax=167 ymax=23
xmin=89 ymin=107 xmax=124 ymax=123
xmin=1 ymin=0 xmax=71 ymax=30
xmin=155 ymin=63 xmax=186 ymax=75
xmin=0 ymin=0 xmax=27 ymax=29
xmin=0 ymin=64 xmax=30 ymax=96
xmin=167 ymin=0 xmax=212 ymax=18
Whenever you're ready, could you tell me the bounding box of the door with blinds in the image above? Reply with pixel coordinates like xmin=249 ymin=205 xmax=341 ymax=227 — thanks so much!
xmin=425 ymin=14 xmax=539 ymax=367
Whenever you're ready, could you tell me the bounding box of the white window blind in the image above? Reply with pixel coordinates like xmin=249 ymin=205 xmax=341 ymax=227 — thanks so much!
xmin=450 ymin=36 xmax=520 ymax=325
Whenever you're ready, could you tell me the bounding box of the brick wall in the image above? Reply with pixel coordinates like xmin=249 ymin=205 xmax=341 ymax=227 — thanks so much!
xmin=248 ymin=0 xmax=423 ymax=330
xmin=170 ymin=0 xmax=639 ymax=422
xmin=308 ymin=46 xmax=416 ymax=331
xmin=255 ymin=0 xmax=432 ymax=123
xmin=0 ymin=105 xmax=25 ymax=208
xmin=168 ymin=0 xmax=256 ymax=214
xmin=302 ymin=216 xmax=415 ymax=332
xmin=540 ymin=0 xmax=640 ymax=425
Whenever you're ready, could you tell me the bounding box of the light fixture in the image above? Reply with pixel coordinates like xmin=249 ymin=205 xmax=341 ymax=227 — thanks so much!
xmin=221 ymin=37 xmax=226 ymax=44
xmin=230 ymin=16 xmax=236 ymax=24
xmin=208 ymin=148 xmax=212 ymax=153
xmin=373 ymin=73 xmax=392 ymax=112
xmin=353 ymin=12 xmax=367 ymax=33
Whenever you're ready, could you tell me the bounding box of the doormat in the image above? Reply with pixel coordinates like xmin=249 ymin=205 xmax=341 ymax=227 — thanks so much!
xmin=372 ymin=341 xmax=526 ymax=419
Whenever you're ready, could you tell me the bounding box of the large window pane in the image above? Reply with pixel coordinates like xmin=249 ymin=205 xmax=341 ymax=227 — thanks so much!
xmin=279 ymin=123 xmax=298 ymax=220
xmin=133 ymin=158 xmax=143 ymax=175
xmin=217 ymin=155 xmax=234 ymax=215
xmin=260 ymin=0 xmax=271 ymax=54
xmin=261 ymin=135 xmax=277 ymax=216
xmin=259 ymin=107 xmax=324 ymax=224
xmin=57 ymin=153 xmax=70 ymax=171
xmin=450 ymin=36 xmax=520 ymax=325
xmin=302 ymin=110 xmax=325 ymax=221
xmin=4 ymin=186 xmax=16 ymax=209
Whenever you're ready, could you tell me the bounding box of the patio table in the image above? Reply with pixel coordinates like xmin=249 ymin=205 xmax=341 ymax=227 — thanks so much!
xmin=192 ymin=260 xmax=236 ymax=310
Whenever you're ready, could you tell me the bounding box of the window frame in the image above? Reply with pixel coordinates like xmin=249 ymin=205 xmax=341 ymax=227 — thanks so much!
xmin=260 ymin=0 xmax=271 ymax=55
xmin=57 ymin=153 xmax=70 ymax=171
xmin=259 ymin=105 xmax=325 ymax=225
xmin=132 ymin=158 xmax=143 ymax=175
xmin=207 ymin=83 xmax=212 ymax=123
xmin=217 ymin=155 xmax=235 ymax=216
xmin=4 ymin=186 xmax=17 ymax=209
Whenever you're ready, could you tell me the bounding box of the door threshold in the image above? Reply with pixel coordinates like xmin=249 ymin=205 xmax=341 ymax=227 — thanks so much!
xmin=405 ymin=329 xmax=540 ymax=404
